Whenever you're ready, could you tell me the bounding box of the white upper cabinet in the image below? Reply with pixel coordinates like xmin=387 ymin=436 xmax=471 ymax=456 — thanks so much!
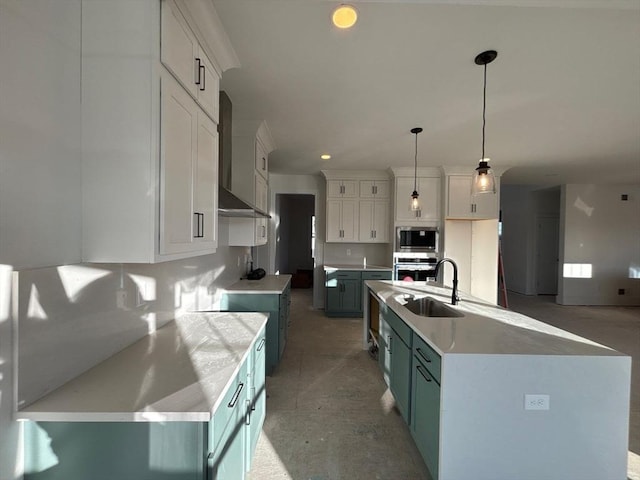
xmin=81 ymin=0 xmax=231 ymax=263
xmin=359 ymin=200 xmax=390 ymax=243
xmin=446 ymin=175 xmax=499 ymax=220
xmin=326 ymin=199 xmax=358 ymax=242
xmin=327 ymin=180 xmax=358 ymax=198
xmin=161 ymin=0 xmax=219 ymax=122
xmin=255 ymin=137 xmax=269 ymax=179
xmin=395 ymin=176 xmax=440 ymax=223
xmin=360 ymin=180 xmax=390 ymax=199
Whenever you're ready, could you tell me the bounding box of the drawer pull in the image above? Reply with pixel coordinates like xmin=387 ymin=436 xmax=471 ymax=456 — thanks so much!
xmin=257 ymin=338 xmax=266 ymax=351
xmin=416 ymin=347 xmax=432 ymax=363
xmin=387 ymin=335 xmax=392 ymax=354
xmin=416 ymin=365 xmax=432 ymax=382
xmin=251 ymin=387 xmax=256 ymax=411
xmin=228 ymin=382 xmax=244 ymax=408
xmin=246 ymin=399 xmax=252 ymax=425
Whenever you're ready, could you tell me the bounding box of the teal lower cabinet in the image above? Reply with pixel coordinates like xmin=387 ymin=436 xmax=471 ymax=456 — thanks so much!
xmin=24 ymin=421 xmax=205 ymax=480
xmin=378 ymin=311 xmax=391 ymax=386
xmin=245 ymin=332 xmax=267 ymax=471
xmin=325 ymin=269 xmax=391 ymax=317
xmin=221 ymin=285 xmax=291 ymax=376
xmin=325 ymin=270 xmax=361 ymax=316
xmin=24 ymin=326 xmax=267 ymax=480
xmin=382 ymin=305 xmax=412 ymax=423
xmin=410 ymin=334 xmax=442 ymax=480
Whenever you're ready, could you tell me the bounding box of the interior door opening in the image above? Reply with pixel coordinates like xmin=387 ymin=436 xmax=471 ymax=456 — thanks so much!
xmin=275 ymin=194 xmax=315 ymax=289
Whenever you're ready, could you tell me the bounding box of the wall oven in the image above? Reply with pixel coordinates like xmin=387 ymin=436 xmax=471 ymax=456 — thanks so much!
xmin=393 ymin=252 xmax=439 ymax=282
xmin=396 ymin=226 xmax=438 ymax=252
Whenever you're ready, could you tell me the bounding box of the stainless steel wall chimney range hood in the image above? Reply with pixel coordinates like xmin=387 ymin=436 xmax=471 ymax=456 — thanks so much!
xmin=218 ymin=186 xmax=270 ymax=218
xmin=217 ymin=91 xmax=270 ymax=219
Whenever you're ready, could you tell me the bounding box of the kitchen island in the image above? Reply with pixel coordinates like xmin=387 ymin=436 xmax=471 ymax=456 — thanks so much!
xmin=19 ymin=312 xmax=268 ymax=480
xmin=365 ymin=280 xmax=631 ymax=480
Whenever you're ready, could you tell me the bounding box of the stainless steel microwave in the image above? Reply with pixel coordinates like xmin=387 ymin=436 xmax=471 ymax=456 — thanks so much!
xmin=396 ymin=226 xmax=438 ymax=252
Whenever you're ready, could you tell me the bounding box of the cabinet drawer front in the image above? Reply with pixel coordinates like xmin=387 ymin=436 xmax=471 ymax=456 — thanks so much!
xmin=326 ymin=270 xmax=360 ymax=282
xmin=211 ymin=360 xmax=248 ymax=450
xmin=413 ymin=334 xmax=441 ymax=384
xmin=384 ymin=307 xmax=412 ymax=347
xmin=361 ymin=271 xmax=392 ymax=281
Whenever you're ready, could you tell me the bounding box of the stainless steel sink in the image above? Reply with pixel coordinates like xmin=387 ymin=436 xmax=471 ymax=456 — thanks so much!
xmin=403 ymin=296 xmax=464 ymax=318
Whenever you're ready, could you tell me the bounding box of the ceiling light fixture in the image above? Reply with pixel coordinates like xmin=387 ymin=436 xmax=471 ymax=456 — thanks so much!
xmin=321 ymin=154 xmax=331 ymax=160
xmin=410 ymin=127 xmax=423 ymax=211
xmin=472 ymin=49 xmax=498 ymax=195
xmin=332 ymin=4 xmax=357 ymax=29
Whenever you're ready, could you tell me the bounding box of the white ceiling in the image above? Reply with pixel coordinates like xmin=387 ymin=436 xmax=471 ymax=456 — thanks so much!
xmin=213 ymin=0 xmax=640 ymax=185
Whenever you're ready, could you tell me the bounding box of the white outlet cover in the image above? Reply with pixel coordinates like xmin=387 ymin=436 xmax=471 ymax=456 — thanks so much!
xmin=524 ymin=394 xmax=550 ymax=411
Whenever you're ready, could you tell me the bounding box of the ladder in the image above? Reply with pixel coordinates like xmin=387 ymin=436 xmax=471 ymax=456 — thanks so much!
xmin=498 ymin=241 xmax=509 ymax=308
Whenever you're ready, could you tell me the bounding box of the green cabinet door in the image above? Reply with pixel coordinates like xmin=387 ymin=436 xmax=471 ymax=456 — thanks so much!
xmin=389 ymin=330 xmax=412 ymax=423
xmin=325 ymin=270 xmax=362 ymax=317
xmin=24 ymin=421 xmax=205 ymax=480
xmin=411 ymin=359 xmax=441 ymax=480
xmin=246 ymin=335 xmax=266 ymax=471
xmin=378 ymin=313 xmax=391 ymax=386
xmin=208 ymin=422 xmax=245 ymax=480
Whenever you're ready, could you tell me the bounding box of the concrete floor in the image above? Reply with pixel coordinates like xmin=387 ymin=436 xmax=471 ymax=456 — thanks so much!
xmin=247 ymin=288 xmax=640 ymax=480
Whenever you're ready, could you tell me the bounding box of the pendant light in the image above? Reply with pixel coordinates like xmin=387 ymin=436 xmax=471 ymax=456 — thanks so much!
xmin=472 ymin=50 xmax=497 ymax=195
xmin=410 ymin=127 xmax=423 ymax=211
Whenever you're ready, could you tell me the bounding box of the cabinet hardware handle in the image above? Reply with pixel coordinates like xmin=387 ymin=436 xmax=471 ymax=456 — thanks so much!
xmin=416 ymin=347 xmax=432 ymax=363
xmin=199 ymin=64 xmax=205 ymax=91
xmin=371 ymin=230 xmax=374 ymax=239
xmin=416 ymin=365 xmax=432 ymax=382
xmin=257 ymin=338 xmax=266 ymax=351
xmin=373 ymin=185 xmax=377 ymax=194
xmin=387 ymin=335 xmax=392 ymax=354
xmin=262 ymin=225 xmax=266 ymax=238
xmin=200 ymin=213 xmax=204 ymax=238
xmin=195 ymin=58 xmax=202 ymax=85
xmin=246 ymin=399 xmax=252 ymax=425
xmin=262 ymin=157 xmax=266 ymax=171
xmin=228 ymin=382 xmax=244 ymax=408
xmin=251 ymin=388 xmax=256 ymax=411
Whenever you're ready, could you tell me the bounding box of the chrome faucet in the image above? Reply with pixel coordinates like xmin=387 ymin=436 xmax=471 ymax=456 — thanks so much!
xmin=434 ymin=258 xmax=460 ymax=305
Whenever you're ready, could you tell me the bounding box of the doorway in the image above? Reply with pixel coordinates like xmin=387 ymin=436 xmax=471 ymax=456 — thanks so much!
xmin=535 ymin=215 xmax=560 ymax=295
xmin=275 ymin=194 xmax=315 ymax=288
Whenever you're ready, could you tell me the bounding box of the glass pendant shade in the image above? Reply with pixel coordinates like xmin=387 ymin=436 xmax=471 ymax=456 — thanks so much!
xmin=472 ymin=159 xmax=496 ymax=195
xmin=410 ymin=191 xmax=420 ymax=211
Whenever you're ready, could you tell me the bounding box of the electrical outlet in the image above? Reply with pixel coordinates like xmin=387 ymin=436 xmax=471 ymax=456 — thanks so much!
xmin=524 ymin=394 xmax=550 ymax=411
xmin=116 ymin=290 xmax=127 ymax=309
xmin=618 ymin=288 xmax=625 ymax=295
xmin=346 ymin=249 xmax=351 ymax=256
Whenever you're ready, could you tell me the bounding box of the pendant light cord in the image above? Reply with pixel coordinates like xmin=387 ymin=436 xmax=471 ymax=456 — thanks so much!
xmin=482 ymin=63 xmax=487 ymax=161
xmin=414 ymin=132 xmax=418 ymax=192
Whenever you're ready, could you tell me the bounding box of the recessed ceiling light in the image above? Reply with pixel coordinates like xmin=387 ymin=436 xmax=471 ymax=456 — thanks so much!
xmin=332 ymin=5 xmax=357 ymax=29
xmin=321 ymin=154 xmax=332 ymax=160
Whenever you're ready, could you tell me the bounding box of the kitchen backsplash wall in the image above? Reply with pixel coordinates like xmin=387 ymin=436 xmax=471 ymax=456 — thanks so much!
xmin=324 ymin=243 xmax=392 ymax=267
xmin=15 ymin=234 xmax=249 ymax=410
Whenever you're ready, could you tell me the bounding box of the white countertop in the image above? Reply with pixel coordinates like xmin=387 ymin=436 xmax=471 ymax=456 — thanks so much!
xmin=17 ymin=312 xmax=268 ymax=422
xmin=367 ymin=281 xmax=624 ymax=357
xmin=223 ymin=274 xmax=292 ymax=294
xmin=324 ymin=264 xmax=392 ymax=272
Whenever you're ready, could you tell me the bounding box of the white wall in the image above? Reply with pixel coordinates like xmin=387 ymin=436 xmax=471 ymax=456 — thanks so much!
xmin=558 ymin=184 xmax=640 ymax=305
xmin=0 ymin=4 xmax=249 ymax=478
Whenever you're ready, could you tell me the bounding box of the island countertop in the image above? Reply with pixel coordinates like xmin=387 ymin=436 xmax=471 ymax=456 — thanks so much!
xmin=17 ymin=312 xmax=268 ymax=422
xmin=223 ymin=274 xmax=292 ymax=294
xmin=366 ymin=280 xmax=625 ymax=357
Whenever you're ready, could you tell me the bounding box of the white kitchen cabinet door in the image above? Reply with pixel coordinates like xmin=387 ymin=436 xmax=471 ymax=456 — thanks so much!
xmin=327 ymin=180 xmax=358 ymax=198
xmin=160 ymin=73 xmax=218 ymax=256
xmin=446 ymin=175 xmax=498 ymax=220
xmin=395 ymin=177 xmax=440 ymax=222
xmin=254 ymin=174 xmax=269 ymax=245
xmin=195 ymin=48 xmax=219 ymax=123
xmin=360 ymin=180 xmax=390 ymax=199
xmin=359 ymin=200 xmax=390 ymax=243
xmin=161 ymin=0 xmax=198 ymax=98
xmin=327 ymin=199 xmax=357 ymax=242
xmin=194 ymin=110 xmax=218 ymax=248
xmin=160 ymin=74 xmax=197 ymax=255
xmin=255 ymin=138 xmax=269 ymax=179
